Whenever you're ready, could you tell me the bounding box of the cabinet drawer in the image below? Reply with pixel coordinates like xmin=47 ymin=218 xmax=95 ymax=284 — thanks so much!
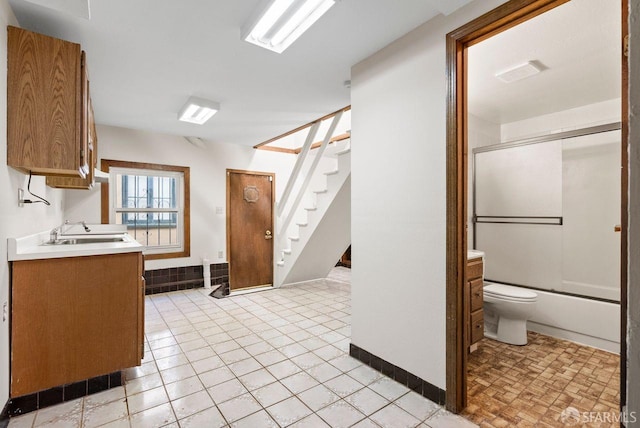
xmin=470 ymin=279 xmax=484 ymax=312
xmin=470 ymin=310 xmax=484 ymax=345
xmin=467 ymin=259 xmax=483 ymax=280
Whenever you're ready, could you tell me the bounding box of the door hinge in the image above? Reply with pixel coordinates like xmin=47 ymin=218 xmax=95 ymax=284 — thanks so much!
xmin=624 ymin=35 xmax=629 ymax=58
xmin=269 ymin=176 xmax=273 ymax=182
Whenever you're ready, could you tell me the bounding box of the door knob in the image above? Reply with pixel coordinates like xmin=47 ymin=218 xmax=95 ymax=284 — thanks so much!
xmin=265 ymin=230 xmax=272 ymax=240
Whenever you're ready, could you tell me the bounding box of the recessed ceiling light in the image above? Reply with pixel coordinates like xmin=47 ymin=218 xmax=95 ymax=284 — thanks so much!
xmin=495 ymin=61 xmax=543 ymax=83
xmin=178 ymin=97 xmax=220 ymax=125
xmin=243 ymin=0 xmax=335 ymax=54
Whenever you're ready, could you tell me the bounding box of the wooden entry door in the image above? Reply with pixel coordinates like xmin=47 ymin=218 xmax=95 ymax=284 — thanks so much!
xmin=227 ymin=169 xmax=274 ymax=292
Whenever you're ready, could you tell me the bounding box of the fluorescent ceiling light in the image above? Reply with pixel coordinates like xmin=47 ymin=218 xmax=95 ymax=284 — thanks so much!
xmin=495 ymin=61 xmax=543 ymax=83
xmin=243 ymin=0 xmax=335 ymax=53
xmin=178 ymin=96 xmax=220 ymax=125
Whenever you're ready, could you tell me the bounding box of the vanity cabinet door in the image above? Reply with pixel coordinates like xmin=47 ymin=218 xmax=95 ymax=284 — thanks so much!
xmin=466 ymin=259 xmax=484 ymax=352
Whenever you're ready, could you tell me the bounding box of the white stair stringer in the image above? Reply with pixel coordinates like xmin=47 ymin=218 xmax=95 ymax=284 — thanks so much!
xmin=275 ymin=149 xmax=350 ymax=286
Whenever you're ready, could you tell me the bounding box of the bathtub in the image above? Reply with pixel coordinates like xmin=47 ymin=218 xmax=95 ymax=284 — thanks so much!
xmin=526 ymin=289 xmax=620 ymax=353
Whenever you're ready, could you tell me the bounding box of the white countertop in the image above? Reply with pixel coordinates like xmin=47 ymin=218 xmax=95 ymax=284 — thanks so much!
xmin=8 ymin=225 xmax=143 ymax=261
xmin=467 ymin=249 xmax=485 ymax=260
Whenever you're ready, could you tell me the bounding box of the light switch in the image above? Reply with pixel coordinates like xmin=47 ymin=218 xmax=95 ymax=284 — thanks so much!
xmin=215 ymin=206 xmax=223 ymax=215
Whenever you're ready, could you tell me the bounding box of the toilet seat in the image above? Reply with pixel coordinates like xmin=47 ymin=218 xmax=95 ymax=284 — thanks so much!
xmin=484 ymin=282 xmax=537 ymax=302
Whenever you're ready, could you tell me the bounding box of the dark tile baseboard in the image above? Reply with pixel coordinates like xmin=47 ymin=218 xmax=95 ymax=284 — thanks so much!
xmin=349 ymin=343 xmax=446 ymax=405
xmin=4 ymin=371 xmax=123 ymax=418
xmin=144 ymin=263 xmax=229 ymax=295
xmin=1 ymin=400 xmax=9 ymax=427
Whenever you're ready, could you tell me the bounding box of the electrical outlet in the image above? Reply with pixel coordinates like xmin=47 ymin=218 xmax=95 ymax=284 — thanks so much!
xmin=2 ymin=301 xmax=7 ymax=322
xmin=218 ymin=251 xmax=224 ymax=259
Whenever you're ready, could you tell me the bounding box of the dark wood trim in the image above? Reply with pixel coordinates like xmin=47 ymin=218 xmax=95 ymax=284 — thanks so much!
xmin=256 ymin=145 xmax=298 ymax=155
xmin=620 ymin=0 xmax=629 ymax=412
xmin=100 ymin=159 xmax=191 ymax=260
xmin=293 ymin=132 xmax=351 ymax=154
xmin=445 ymin=0 xmax=570 ymax=413
xmin=259 ymin=132 xmax=352 ymax=155
xmin=254 ymin=105 xmax=351 ymax=148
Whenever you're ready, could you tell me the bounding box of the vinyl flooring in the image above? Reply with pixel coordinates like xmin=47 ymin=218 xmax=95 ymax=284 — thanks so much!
xmin=463 ymin=332 xmax=620 ymax=428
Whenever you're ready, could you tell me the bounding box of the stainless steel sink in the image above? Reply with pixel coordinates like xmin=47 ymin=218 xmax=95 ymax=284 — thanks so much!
xmin=42 ymin=237 xmax=126 ymax=245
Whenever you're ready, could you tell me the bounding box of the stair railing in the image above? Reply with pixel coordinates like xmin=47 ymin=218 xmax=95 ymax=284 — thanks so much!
xmin=277 ymin=121 xmax=320 ymax=218
xmin=276 ymin=111 xmax=343 ymax=241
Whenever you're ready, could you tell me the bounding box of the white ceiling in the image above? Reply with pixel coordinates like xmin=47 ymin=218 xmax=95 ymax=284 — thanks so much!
xmin=8 ymin=0 xmax=473 ymax=147
xmin=468 ymin=0 xmax=621 ymax=126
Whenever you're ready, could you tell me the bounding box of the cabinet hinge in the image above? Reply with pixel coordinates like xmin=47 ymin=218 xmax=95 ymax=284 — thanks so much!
xmin=624 ymin=35 xmax=629 ymax=58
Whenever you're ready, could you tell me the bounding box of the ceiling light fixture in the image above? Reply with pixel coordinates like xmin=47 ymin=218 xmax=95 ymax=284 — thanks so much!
xmin=495 ymin=61 xmax=543 ymax=83
xmin=178 ymin=97 xmax=220 ymax=125
xmin=243 ymin=0 xmax=335 ymax=53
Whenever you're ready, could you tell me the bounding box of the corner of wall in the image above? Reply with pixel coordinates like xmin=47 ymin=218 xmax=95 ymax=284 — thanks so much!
xmin=626 ymin=0 xmax=640 ymax=422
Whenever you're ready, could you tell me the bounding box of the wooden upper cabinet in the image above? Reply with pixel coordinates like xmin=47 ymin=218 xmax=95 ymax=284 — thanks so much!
xmin=47 ymin=67 xmax=97 ymax=189
xmin=8 ymin=26 xmax=90 ymax=178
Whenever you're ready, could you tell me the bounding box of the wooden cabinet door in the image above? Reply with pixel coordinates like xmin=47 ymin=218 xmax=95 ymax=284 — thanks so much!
xmin=46 ymin=53 xmax=96 ymax=189
xmin=7 ymin=26 xmax=85 ymax=177
xmin=11 ymin=253 xmax=142 ymax=397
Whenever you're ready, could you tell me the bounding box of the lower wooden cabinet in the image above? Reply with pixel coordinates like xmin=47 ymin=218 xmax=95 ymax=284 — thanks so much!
xmin=466 ymin=258 xmax=484 ymax=352
xmin=10 ymin=252 xmax=144 ymax=397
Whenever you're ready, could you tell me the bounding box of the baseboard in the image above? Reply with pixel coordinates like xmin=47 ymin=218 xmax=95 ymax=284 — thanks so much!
xmin=349 ymin=343 xmax=446 ymax=405
xmin=144 ymin=263 xmax=228 ymax=295
xmin=528 ymin=322 xmax=620 ymax=353
xmin=0 ymin=399 xmax=9 ymax=428
xmin=5 ymin=371 xmax=123 ymax=417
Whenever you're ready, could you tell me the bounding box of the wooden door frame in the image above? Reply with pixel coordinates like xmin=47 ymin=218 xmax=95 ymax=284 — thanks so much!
xmin=226 ymin=169 xmax=276 ymax=290
xmin=445 ymin=0 xmax=628 ymax=412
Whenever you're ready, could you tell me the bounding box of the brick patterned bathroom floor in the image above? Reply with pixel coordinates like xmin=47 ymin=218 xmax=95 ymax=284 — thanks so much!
xmin=463 ymin=332 xmax=620 ymax=427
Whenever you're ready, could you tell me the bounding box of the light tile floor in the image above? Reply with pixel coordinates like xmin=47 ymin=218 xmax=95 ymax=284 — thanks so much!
xmin=8 ymin=267 xmax=476 ymax=428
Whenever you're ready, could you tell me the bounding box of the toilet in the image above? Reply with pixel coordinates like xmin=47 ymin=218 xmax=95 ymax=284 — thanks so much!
xmin=483 ymin=282 xmax=538 ymax=345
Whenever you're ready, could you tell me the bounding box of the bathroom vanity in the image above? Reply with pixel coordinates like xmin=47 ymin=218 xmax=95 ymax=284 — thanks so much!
xmin=466 ymin=251 xmax=484 ymax=352
xmin=7 ymin=226 xmax=144 ymax=397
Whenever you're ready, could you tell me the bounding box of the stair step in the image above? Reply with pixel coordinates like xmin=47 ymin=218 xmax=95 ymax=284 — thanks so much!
xmin=277 ymin=261 xmax=284 ymax=267
xmin=336 ymin=148 xmax=351 ymax=155
xmin=324 ymin=170 xmax=339 ymax=176
xmin=296 ymin=222 xmax=308 ymax=227
xmin=282 ymin=249 xmax=292 ymax=255
xmin=304 ymin=207 xmax=317 ymax=211
xmin=313 ymin=189 xmax=328 ymax=194
xmin=289 ymin=236 xmax=299 ymax=241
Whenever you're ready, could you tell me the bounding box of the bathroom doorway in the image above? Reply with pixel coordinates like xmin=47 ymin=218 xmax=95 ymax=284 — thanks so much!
xmin=445 ymin=0 xmax=628 ymax=419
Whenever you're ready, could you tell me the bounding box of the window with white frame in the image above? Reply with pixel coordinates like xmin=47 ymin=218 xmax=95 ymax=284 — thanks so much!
xmin=102 ymin=160 xmax=190 ymax=259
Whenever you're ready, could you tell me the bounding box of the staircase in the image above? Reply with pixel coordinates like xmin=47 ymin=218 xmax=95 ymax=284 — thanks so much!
xmin=274 ymin=119 xmax=351 ymax=287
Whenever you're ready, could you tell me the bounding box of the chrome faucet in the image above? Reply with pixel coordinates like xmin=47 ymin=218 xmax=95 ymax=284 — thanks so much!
xmin=50 ymin=220 xmax=91 ymax=242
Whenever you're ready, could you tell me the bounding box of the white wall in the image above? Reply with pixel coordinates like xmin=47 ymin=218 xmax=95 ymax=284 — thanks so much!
xmin=627 ymin=0 xmax=640 ymax=422
xmin=501 ymin=98 xmax=620 ymax=141
xmin=350 ymin=0 xmax=508 ymax=390
xmin=64 ymin=125 xmax=297 ymax=271
xmin=0 ymin=6 xmax=67 ymax=407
